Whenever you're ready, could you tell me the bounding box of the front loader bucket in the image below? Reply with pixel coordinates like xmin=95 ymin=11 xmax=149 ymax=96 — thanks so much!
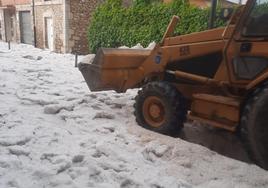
xmin=79 ymin=48 xmax=151 ymax=93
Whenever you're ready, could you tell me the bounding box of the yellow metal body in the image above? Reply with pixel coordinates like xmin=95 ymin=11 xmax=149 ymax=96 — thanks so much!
xmin=79 ymin=0 xmax=268 ymax=131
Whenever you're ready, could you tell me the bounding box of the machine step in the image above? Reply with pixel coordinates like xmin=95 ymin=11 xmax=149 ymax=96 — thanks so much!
xmin=189 ymin=94 xmax=241 ymax=131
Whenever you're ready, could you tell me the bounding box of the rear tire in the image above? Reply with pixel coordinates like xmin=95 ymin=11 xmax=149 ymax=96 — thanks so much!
xmin=134 ymin=82 xmax=187 ymax=136
xmin=240 ymin=85 xmax=268 ymax=170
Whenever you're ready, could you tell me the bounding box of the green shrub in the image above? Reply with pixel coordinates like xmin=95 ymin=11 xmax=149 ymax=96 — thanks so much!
xmin=88 ymin=0 xmax=225 ymax=53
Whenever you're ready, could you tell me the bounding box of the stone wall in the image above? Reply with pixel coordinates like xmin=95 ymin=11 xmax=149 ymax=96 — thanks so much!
xmin=68 ymin=0 xmax=103 ymax=54
xmin=34 ymin=3 xmax=63 ymax=52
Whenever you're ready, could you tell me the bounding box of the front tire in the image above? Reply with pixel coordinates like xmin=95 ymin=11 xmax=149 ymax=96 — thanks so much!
xmin=240 ymin=85 xmax=268 ymax=170
xmin=134 ymin=82 xmax=187 ymax=136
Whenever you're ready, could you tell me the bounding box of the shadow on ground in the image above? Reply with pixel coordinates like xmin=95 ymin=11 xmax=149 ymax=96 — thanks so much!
xmin=178 ymin=121 xmax=251 ymax=163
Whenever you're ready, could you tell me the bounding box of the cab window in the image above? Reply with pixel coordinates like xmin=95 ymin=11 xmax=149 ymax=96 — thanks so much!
xmin=243 ymin=0 xmax=268 ymax=36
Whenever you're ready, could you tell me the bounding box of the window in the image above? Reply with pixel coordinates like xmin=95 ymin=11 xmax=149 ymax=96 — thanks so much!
xmin=243 ymin=0 xmax=268 ymax=37
xmin=233 ymin=56 xmax=268 ymax=79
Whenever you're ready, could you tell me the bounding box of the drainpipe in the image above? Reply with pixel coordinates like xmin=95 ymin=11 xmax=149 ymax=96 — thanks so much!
xmin=32 ymin=0 xmax=37 ymax=47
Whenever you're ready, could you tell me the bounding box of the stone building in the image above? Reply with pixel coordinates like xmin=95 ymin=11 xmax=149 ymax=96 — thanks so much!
xmin=33 ymin=0 xmax=64 ymax=52
xmin=32 ymin=0 xmax=102 ymax=54
xmin=0 ymin=0 xmax=102 ymax=54
xmin=0 ymin=0 xmax=32 ymax=44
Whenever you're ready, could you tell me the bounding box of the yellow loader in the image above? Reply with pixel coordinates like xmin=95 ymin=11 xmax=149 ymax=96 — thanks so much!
xmin=79 ymin=0 xmax=268 ymax=169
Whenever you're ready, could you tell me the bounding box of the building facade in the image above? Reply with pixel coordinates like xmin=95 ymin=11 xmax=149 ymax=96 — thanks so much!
xmin=33 ymin=0 xmax=64 ymax=52
xmin=0 ymin=0 xmax=33 ymax=44
xmin=0 ymin=0 xmax=102 ymax=54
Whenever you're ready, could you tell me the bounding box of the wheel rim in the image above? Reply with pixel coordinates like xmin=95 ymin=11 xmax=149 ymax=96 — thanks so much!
xmin=142 ymin=96 xmax=166 ymax=128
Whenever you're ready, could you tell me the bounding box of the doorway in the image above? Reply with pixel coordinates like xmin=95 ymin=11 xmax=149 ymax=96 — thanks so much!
xmin=45 ymin=17 xmax=53 ymax=50
xmin=19 ymin=11 xmax=33 ymax=45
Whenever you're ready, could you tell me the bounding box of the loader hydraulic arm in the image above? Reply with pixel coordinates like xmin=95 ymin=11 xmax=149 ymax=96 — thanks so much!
xmin=160 ymin=16 xmax=180 ymax=45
